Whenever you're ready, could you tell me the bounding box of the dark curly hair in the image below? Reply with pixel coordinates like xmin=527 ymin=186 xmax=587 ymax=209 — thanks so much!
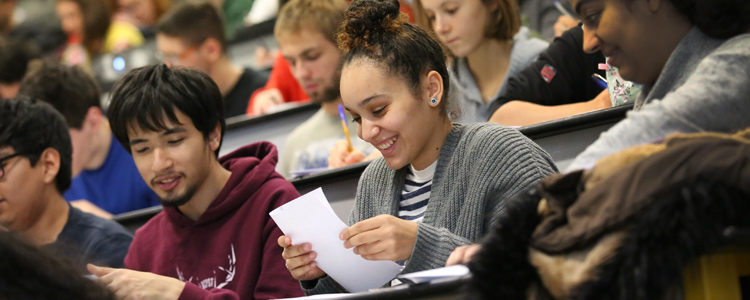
xmin=337 ymin=0 xmax=450 ymax=115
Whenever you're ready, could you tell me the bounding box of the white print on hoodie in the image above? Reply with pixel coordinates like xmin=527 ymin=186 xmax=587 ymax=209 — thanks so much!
xmin=176 ymin=244 xmax=237 ymax=289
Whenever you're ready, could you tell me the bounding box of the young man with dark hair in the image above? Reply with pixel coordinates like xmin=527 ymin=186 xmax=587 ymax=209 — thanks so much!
xmin=18 ymin=60 xmax=159 ymax=217
xmin=155 ymin=1 xmax=268 ymax=118
xmin=88 ymin=64 xmax=303 ymax=299
xmin=0 ymin=37 xmax=40 ymax=99
xmin=0 ymin=97 xmax=132 ymax=270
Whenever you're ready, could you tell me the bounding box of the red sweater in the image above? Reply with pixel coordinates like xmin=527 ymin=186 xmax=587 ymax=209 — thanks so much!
xmin=246 ymin=52 xmax=309 ymax=115
xmin=124 ymin=142 xmax=303 ymax=300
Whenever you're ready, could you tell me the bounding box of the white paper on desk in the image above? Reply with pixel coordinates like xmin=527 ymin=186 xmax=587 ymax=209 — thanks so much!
xmin=269 ymin=188 xmax=402 ymax=292
xmin=397 ymin=265 xmax=469 ymax=284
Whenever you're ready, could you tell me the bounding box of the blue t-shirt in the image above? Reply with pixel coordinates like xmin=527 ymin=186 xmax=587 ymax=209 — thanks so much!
xmin=64 ymin=138 xmax=160 ymax=214
xmin=45 ymin=205 xmax=133 ymax=270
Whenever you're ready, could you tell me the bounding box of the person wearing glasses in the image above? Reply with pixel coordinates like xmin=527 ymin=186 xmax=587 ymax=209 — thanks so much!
xmin=155 ymin=1 xmax=268 ymax=118
xmin=0 ymin=97 xmax=132 ymax=271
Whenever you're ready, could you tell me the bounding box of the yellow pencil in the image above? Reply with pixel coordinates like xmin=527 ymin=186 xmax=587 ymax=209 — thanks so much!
xmin=338 ymin=104 xmax=353 ymax=152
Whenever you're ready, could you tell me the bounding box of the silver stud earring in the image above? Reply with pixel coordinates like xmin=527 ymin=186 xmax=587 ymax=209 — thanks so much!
xmin=430 ymin=98 xmax=438 ymax=105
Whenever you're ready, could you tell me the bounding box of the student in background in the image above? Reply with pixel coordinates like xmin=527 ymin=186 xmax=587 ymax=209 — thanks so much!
xmin=90 ymin=64 xmax=303 ymax=299
xmin=55 ymin=0 xmax=143 ymax=65
xmin=0 ymin=97 xmax=132 ymax=270
xmin=113 ymin=0 xmax=172 ymax=37
xmin=155 ymin=1 xmax=268 ymax=118
xmin=278 ymin=0 xmax=557 ymax=293
xmin=18 ymin=60 xmax=159 ymax=217
xmin=519 ymin=0 xmax=572 ymax=40
xmin=414 ymin=0 xmax=549 ymax=123
xmin=247 ymin=52 xmax=309 ymax=116
xmin=487 ymin=25 xmax=612 ymax=126
xmin=247 ymin=0 xmax=416 ymax=116
xmin=0 ymin=0 xmax=14 ymax=34
xmin=273 ymin=0 xmax=375 ymax=178
xmin=566 ymin=0 xmax=750 ymax=171
xmin=0 ymin=37 xmax=40 ymax=100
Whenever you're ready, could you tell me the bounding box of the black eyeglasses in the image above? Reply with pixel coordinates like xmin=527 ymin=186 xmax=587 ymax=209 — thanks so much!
xmin=0 ymin=153 xmax=25 ymax=181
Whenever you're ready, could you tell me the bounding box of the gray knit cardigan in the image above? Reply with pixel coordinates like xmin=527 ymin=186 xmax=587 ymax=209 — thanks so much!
xmin=303 ymin=123 xmax=558 ymax=294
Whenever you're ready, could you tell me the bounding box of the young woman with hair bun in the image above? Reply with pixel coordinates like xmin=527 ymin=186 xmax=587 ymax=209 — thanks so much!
xmin=278 ymin=0 xmax=557 ymax=294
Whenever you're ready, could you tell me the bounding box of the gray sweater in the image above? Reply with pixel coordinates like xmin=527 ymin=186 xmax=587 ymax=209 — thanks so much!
xmin=567 ymin=28 xmax=750 ymax=171
xmin=304 ymin=123 xmax=557 ymax=294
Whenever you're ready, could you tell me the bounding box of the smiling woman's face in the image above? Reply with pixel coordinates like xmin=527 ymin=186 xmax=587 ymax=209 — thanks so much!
xmin=571 ymin=0 xmax=683 ymax=85
xmin=340 ymin=59 xmax=446 ymax=170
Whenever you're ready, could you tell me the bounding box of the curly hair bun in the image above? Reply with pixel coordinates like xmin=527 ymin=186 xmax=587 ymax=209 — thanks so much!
xmin=338 ymin=0 xmax=406 ymax=52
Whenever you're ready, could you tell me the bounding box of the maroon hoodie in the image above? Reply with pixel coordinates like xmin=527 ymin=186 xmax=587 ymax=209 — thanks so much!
xmin=124 ymin=142 xmax=304 ymax=299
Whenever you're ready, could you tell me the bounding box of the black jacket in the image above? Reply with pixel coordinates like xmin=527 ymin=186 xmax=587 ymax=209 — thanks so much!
xmin=489 ymin=26 xmax=606 ymax=115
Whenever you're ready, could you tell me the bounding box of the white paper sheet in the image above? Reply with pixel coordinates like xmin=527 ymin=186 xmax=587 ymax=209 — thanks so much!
xmin=270 ymin=188 xmax=402 ymax=292
xmin=397 ymin=265 xmax=469 ymax=284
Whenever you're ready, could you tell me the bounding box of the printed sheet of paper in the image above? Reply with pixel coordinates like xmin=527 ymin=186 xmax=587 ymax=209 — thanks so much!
xmin=270 ymin=188 xmax=402 ymax=292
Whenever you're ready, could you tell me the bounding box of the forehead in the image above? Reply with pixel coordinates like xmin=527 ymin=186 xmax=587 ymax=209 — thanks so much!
xmin=56 ymin=0 xmax=80 ymax=11
xmin=421 ymin=0 xmax=459 ymax=9
xmin=341 ymin=59 xmax=398 ymax=103
xmin=119 ymin=0 xmax=141 ymax=6
xmin=277 ymin=29 xmax=335 ymax=56
xmin=126 ymin=109 xmax=194 ymax=138
xmin=156 ymin=34 xmax=189 ymax=52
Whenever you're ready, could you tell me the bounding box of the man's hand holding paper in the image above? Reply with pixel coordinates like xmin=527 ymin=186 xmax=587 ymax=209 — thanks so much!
xmin=278 ymin=236 xmax=326 ymax=281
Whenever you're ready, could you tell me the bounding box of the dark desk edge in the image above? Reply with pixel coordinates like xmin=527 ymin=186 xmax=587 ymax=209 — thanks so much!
xmin=229 ymin=18 xmax=276 ymax=45
xmin=341 ymin=275 xmax=472 ymax=299
xmin=225 ymin=103 xmax=319 ymax=130
xmin=519 ymin=104 xmax=633 ymax=139
xmin=289 ymin=161 xmax=371 ymax=188
xmin=113 ymin=205 xmax=163 ymax=223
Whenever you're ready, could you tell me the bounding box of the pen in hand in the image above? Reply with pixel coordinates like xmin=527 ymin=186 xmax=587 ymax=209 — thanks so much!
xmin=338 ymin=104 xmax=353 ymax=152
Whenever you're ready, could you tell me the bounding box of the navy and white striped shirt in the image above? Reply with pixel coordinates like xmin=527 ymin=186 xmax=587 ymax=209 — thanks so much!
xmin=398 ymin=161 xmax=437 ymax=223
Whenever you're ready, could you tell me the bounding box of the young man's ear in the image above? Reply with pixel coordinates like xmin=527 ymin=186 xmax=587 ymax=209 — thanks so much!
xmin=39 ymin=148 xmax=61 ymax=186
xmin=200 ymin=38 xmax=223 ymax=62
xmin=83 ymin=107 xmax=104 ymax=131
xmin=208 ymin=123 xmax=222 ymax=152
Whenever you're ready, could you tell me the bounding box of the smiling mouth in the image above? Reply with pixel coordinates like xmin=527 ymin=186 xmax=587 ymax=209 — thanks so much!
xmin=376 ymin=136 xmax=398 ymax=150
xmin=152 ymin=174 xmax=182 ymax=192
